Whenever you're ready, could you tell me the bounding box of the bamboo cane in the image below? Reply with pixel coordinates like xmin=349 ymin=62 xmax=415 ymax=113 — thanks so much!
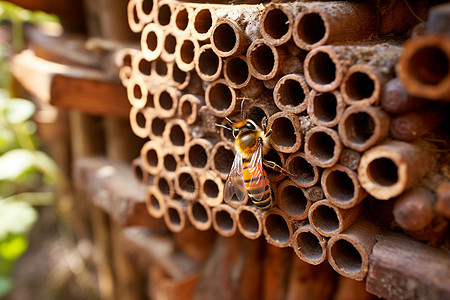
xmin=307 ymin=89 xmax=345 ymax=128
xmin=277 ymin=179 xmax=311 ymax=220
xmin=273 ymin=74 xmax=310 ymax=114
xmin=292 ymin=224 xmax=327 ymax=265
xmin=304 ymin=126 xmax=343 ymax=168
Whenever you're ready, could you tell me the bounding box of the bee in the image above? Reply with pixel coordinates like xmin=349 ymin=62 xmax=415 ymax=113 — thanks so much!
xmin=218 ymin=112 xmax=291 ymax=210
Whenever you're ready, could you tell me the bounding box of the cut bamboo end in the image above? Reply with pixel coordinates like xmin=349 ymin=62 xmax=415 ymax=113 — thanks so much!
xmin=161 ymin=29 xmax=177 ymax=63
xmin=137 ymin=0 xmax=155 ymax=24
xmin=146 ymin=187 xmax=166 ymax=218
xmin=141 ymin=23 xmax=164 ymax=61
xmin=156 ymin=0 xmax=174 ymax=27
xmin=286 ymin=151 xmax=320 ymax=188
xmin=163 ymin=118 xmax=192 ymax=155
xmin=154 ymin=86 xmax=180 ymax=118
xmin=128 ymin=0 xmax=145 ymax=32
xmin=205 ymin=79 xmax=239 ymax=117
xmin=141 ymin=140 xmax=162 ymax=175
xmin=292 ymin=224 xmax=327 ymax=265
xmin=147 ymin=113 xmax=166 ymax=142
xmin=273 ymin=74 xmax=310 ymax=114
xmin=247 ymin=39 xmax=286 ymax=80
xmin=341 ymin=65 xmax=385 ymax=106
xmin=393 ymin=187 xmax=436 ymax=231
xmin=358 ymin=140 xmax=432 ymax=200
xmin=212 ymin=204 xmax=237 ymax=237
xmin=309 ymin=200 xmax=362 ymax=237
xmin=184 ymin=138 xmax=212 ymax=175
xmin=175 ymin=36 xmax=199 ymax=72
xmin=152 ymin=57 xmax=170 ymax=82
xmin=132 ymin=157 xmax=149 ymax=184
xmin=127 ymin=75 xmax=149 ymax=109
xmin=223 ymin=55 xmax=253 ymax=90
xmin=397 ymin=35 xmax=450 ymax=101
xmin=153 ymin=172 xmax=176 ymax=200
xmin=211 ymin=19 xmax=247 ymax=57
xmin=119 ymin=65 xmax=133 ymax=87
xmin=187 ymin=200 xmax=212 ymax=231
xmin=211 ymin=141 xmax=235 ymax=180
xmin=172 ymin=3 xmax=193 ymax=35
xmin=236 ymin=205 xmax=263 ymax=240
xmin=304 ymin=46 xmax=344 ymax=92
xmin=277 ymin=180 xmax=311 ymax=220
xmin=259 ymin=3 xmax=295 ymax=46
xmin=338 ymin=105 xmax=390 ymax=152
xmin=264 ymin=148 xmax=286 ymax=183
xmin=262 ymin=208 xmax=293 ymax=248
xmin=164 ymin=199 xmax=188 ymax=233
xmin=175 ymin=166 xmax=199 ymax=202
xmin=322 ymin=164 xmax=367 ymax=209
xmin=307 ymin=89 xmax=345 ymax=128
xmin=178 ymin=94 xmax=204 ymax=125
xmin=161 ymin=150 xmax=181 ymax=175
xmin=327 ymin=218 xmax=381 ymax=280
xmin=171 ymin=63 xmax=191 ymax=90
xmin=129 ymin=107 xmax=150 ymax=138
xmin=195 ymin=44 xmax=223 ymax=82
xmin=268 ymin=111 xmax=302 ymax=153
xmin=340 ymin=148 xmax=361 ymax=171
xmin=381 ymin=78 xmax=427 ymax=114
xmin=191 ymin=7 xmax=216 ymax=41
xmin=304 ymin=126 xmax=343 ymax=168
xmin=199 ymin=171 xmax=224 ymax=207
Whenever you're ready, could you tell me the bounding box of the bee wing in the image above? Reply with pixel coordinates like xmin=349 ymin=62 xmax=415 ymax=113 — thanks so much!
xmin=247 ymin=140 xmax=266 ymax=201
xmin=224 ymin=151 xmax=246 ymax=203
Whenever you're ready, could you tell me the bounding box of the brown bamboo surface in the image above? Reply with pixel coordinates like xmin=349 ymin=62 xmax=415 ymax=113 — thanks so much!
xmin=212 ymin=204 xmax=237 ymax=237
xmin=276 ymin=179 xmax=310 ymax=220
xmin=262 ymin=208 xmax=293 ymax=248
xmin=236 ymin=205 xmax=263 ymax=240
xmin=268 ymin=111 xmax=303 ymax=153
xmin=273 ymin=73 xmax=310 ymax=114
xmin=292 ymin=224 xmax=327 ymax=265
xmin=307 ymin=89 xmax=345 ymax=128
xmin=304 ymin=126 xmax=343 ymax=168
xmin=187 ymin=200 xmax=212 ymax=231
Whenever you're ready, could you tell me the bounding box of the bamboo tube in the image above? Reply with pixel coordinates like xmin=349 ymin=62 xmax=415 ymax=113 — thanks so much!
xmin=309 ymin=200 xmax=363 ymax=237
xmin=129 ymin=107 xmax=149 ymax=139
xmin=397 ymin=35 xmax=450 ymax=101
xmin=175 ymin=166 xmax=199 ymax=202
xmin=390 ymin=105 xmax=447 ymax=142
xmin=327 ymin=218 xmax=382 ymax=280
xmin=140 ymin=140 xmax=162 ymax=175
xmin=161 ymin=29 xmax=177 ymax=63
xmin=146 ymin=186 xmax=166 ymax=218
xmin=161 ymin=150 xmax=182 ymax=175
xmin=211 ymin=141 xmax=235 ymax=180
xmin=436 ymin=181 xmax=450 ymax=218
xmin=171 ymin=63 xmax=193 ymax=91
xmin=223 ymin=55 xmax=264 ymax=99
xmin=218 ymin=117 xmax=236 ymax=145
xmin=243 ymin=93 xmax=279 ymax=126
xmin=304 ymin=126 xmax=343 ymax=168
xmin=212 ymin=204 xmax=237 ymax=237
xmin=247 ymin=39 xmax=287 ymax=81
xmin=164 ymin=198 xmax=189 ymax=233
xmin=306 ymin=185 xmax=324 ymax=202
xmin=199 ymin=171 xmax=224 ymax=207
xmin=151 ymin=57 xmax=170 ymax=82
xmin=119 ymin=65 xmax=133 ymax=88
xmin=191 ymin=7 xmax=216 ymax=41
xmin=132 ymin=50 xmax=152 ymax=79
xmin=262 ymin=208 xmax=293 ymax=248
xmin=393 ymin=187 xmax=436 ymax=231
xmin=132 ymin=157 xmax=148 ymax=185
xmin=277 ymin=179 xmax=311 ymax=220
xmin=307 ymin=89 xmax=345 ymax=128
xmin=184 ymin=138 xmax=213 ymax=175
xmin=293 ymin=2 xmax=376 ymax=51
xmin=292 ymin=224 xmax=327 ymax=265
xmin=187 ymin=200 xmax=212 ymax=231
xmin=163 ymin=118 xmax=192 ymax=155
xmin=273 ymin=74 xmax=310 ymax=114
xmin=177 ymin=94 xmax=204 ymax=125
xmin=147 ymin=113 xmax=166 ymax=142
xmin=333 ymin=277 xmax=377 ymax=300
xmin=175 ymin=36 xmax=199 ymax=72
xmin=264 ymin=148 xmax=287 ymax=183
xmin=236 ymin=205 xmax=263 ymax=240
xmin=149 ymin=267 xmax=200 ymax=300
xmin=141 ymin=23 xmax=164 ymax=61
xmin=286 ymin=152 xmax=320 ymax=188
xmin=172 ymin=3 xmax=193 ymax=35
xmin=127 ymin=0 xmax=145 ymax=32
xmin=211 ymin=19 xmax=248 ymax=57
xmin=156 ymin=0 xmax=174 ymax=27
xmin=153 ymin=86 xmax=180 ymax=118
xmin=136 ymin=0 xmax=155 ymax=25
xmin=205 ymin=79 xmax=241 ymax=118
xmin=195 ymin=44 xmax=223 ymax=82
xmin=338 ymin=105 xmax=390 ymax=152
xmin=322 ymin=164 xmax=367 ymax=209
xmin=262 ymin=245 xmax=292 ymax=300
xmin=340 ymin=149 xmax=361 ymax=171
xmin=267 ymin=111 xmax=302 ymax=153
xmin=381 ymin=78 xmax=427 ymax=114
xmin=358 ymin=140 xmax=432 ymax=200
xmin=154 ymin=172 xmax=176 ymax=200
xmin=127 ymin=75 xmax=149 ymax=109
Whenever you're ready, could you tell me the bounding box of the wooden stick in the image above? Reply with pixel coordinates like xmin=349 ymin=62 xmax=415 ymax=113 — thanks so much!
xmin=277 ymin=179 xmax=311 ymax=220
xmin=246 ymin=39 xmax=287 ymax=81
xmin=262 ymin=245 xmax=292 ymax=300
xmin=174 ymin=166 xmax=199 ymax=202
xmin=358 ymin=140 xmax=432 ymax=200
xmin=333 ymin=277 xmax=377 ymax=300
xmin=393 ymin=187 xmax=436 ymax=231
xmin=366 ymin=232 xmax=450 ymax=299
xmin=211 ymin=141 xmax=235 ymax=180
xmin=236 ymin=205 xmax=263 ymax=240
xmin=322 ymin=164 xmax=367 ymax=209
xmin=307 ymin=89 xmax=345 ymax=128
xmin=304 ymin=126 xmax=343 ymax=168
xmin=146 ymin=186 xmax=167 ymax=219
xmin=309 ymin=200 xmax=362 ymax=237
xmin=205 ymin=79 xmax=241 ymax=118
xmin=285 ymin=151 xmax=320 ymax=188
xmin=141 ymin=23 xmax=164 ymax=61
xmin=164 ymin=198 xmax=189 ymax=233
xmin=195 ymin=44 xmax=223 ymax=82
xmin=175 ymin=36 xmax=199 ymax=72
xmin=199 ymin=171 xmax=225 ymax=207
xmin=327 ymin=218 xmax=382 ymax=280
xmin=262 ymin=208 xmax=293 ymax=248
xmin=338 ymin=105 xmax=391 ymax=152
xmin=163 ymin=118 xmax=192 ymax=155
xmin=292 ymin=224 xmax=327 ymax=265
xmin=273 ymin=74 xmax=310 ymax=114
xmin=212 ymin=204 xmax=237 ymax=237
xmin=381 ymin=78 xmax=427 ymax=113
xmin=340 ymin=148 xmax=361 ymax=171
xmin=187 ymin=200 xmax=212 ymax=231
xmin=436 ymin=181 xmax=450 ymax=218
xmin=140 ymin=140 xmax=163 ymax=175
xmin=267 ymin=111 xmax=303 ymax=153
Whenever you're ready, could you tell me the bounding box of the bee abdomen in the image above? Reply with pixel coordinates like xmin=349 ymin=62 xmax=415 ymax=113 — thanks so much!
xmin=251 ymin=186 xmax=273 ymax=210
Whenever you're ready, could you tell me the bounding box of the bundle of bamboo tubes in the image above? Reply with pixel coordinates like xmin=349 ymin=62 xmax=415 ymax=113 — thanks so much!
xmin=122 ymin=0 xmax=449 ymax=285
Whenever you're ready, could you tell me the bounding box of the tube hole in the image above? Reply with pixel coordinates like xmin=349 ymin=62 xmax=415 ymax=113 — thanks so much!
xmin=175 ymin=7 xmax=189 ymax=31
xmin=216 ymin=210 xmax=233 ymax=232
xmin=146 ymin=148 xmax=158 ymax=167
xmin=157 ymin=177 xmax=170 ymax=195
xmin=208 ymin=83 xmax=232 ymax=111
xmin=146 ymin=31 xmax=158 ymax=51
xmin=133 ymin=84 xmax=143 ymax=99
xmin=277 ymin=79 xmax=306 ymax=108
xmin=270 ymin=117 xmax=296 ymax=148
xmin=159 ymin=91 xmax=173 ymax=110
xmin=158 ymin=4 xmax=171 ymax=26
xmin=163 ymin=154 xmax=177 ymax=172
xmin=330 ymin=239 xmax=362 ymax=274
xmin=296 ymin=13 xmax=325 ymax=45
xmin=150 ymin=194 xmax=160 ymax=210
xmin=213 ymin=146 xmax=234 ymax=175
xmin=169 ymin=124 xmax=185 ymax=146
xmin=308 ymin=51 xmax=336 ymax=84
xmin=226 ymin=56 xmax=249 ymax=86
xmin=188 ymin=144 xmax=208 ymax=169
xmin=136 ymin=111 xmax=146 ymax=128
xmin=194 ymin=9 xmax=212 ymax=34
xmin=281 ymin=185 xmax=308 ymax=217
xmin=155 ymin=58 xmax=168 ymax=76
xmin=142 ymin=0 xmax=153 ymax=15
xmin=239 ymin=210 xmax=259 ymax=234
xmin=181 ymin=101 xmax=192 ymax=119
xmin=192 ymin=202 xmax=208 ymax=223
xmin=307 ymin=131 xmax=335 ymax=161
xmin=264 ymin=149 xmax=283 ymax=178
xmin=326 ymin=170 xmax=354 ymax=203
xmin=213 ymin=23 xmax=236 ymax=52
xmin=344 ymin=112 xmax=375 ymax=145
xmin=179 ymin=172 xmax=195 ymax=193
xmin=168 ymin=207 xmax=181 ymax=225
xmin=173 ymin=64 xmax=187 ymax=84
xmin=345 ymin=72 xmax=375 ymax=100
xmin=263 ymin=9 xmax=289 ymax=40
xmin=164 ymin=33 xmax=176 ymax=54
xmin=312 ymin=92 xmax=337 ymax=122
xmin=367 ymin=158 xmax=399 ymax=186
xmin=151 ymin=117 xmax=165 ymax=137
xmin=180 ymin=40 xmax=195 ymax=64
xmin=199 ymin=48 xmax=220 ymax=76
xmin=409 ymin=46 xmax=449 ymax=85
xmin=265 ymin=214 xmax=290 ymax=244
xmin=250 ymin=44 xmax=275 ymax=76
xmin=203 ymin=179 xmax=219 ymax=198
xmin=311 ymin=204 xmax=339 ymax=234
xmin=296 ymin=231 xmax=323 ymax=260
xmin=288 ymin=156 xmax=315 ymax=186
xmin=138 ymin=58 xmax=151 ymax=76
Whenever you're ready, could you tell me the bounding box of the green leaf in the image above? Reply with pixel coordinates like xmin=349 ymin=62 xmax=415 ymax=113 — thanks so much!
xmin=3 ymin=98 xmax=35 ymax=124
xmin=0 ymin=276 xmax=12 ymax=298
xmin=4 ymin=192 xmax=55 ymax=206
xmin=34 ymin=151 xmax=59 ymax=185
xmin=0 ymin=200 xmax=37 ymax=240
xmin=0 ymin=128 xmax=16 ymax=153
xmin=0 ymin=149 xmax=35 ymax=181
xmin=0 ymin=234 xmax=28 ymax=260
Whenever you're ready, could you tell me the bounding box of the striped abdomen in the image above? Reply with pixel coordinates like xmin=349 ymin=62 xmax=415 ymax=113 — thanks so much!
xmin=242 ymin=159 xmax=273 ymax=210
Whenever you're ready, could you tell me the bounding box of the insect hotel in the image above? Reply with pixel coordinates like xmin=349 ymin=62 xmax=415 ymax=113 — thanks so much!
xmin=9 ymin=0 xmax=450 ymax=299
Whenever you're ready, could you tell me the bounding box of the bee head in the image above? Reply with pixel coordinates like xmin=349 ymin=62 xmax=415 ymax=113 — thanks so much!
xmin=231 ymin=119 xmax=257 ymax=138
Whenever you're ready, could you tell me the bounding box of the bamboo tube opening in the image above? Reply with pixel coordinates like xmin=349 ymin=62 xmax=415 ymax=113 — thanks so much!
xmin=205 ymin=80 xmax=237 ymax=117
xmin=176 ymin=38 xmax=197 ymax=71
xmin=145 ymin=31 xmax=158 ymax=51
xmin=273 ymin=74 xmax=309 ymax=114
xmin=172 ymin=63 xmax=188 ymax=88
xmin=366 ymin=158 xmax=399 ymax=187
xmin=148 ymin=115 xmax=166 ymax=140
xmin=186 ymin=139 xmax=210 ymax=172
xmin=164 ymin=200 xmax=187 ymax=233
xmin=157 ymin=3 xmax=172 ymax=26
xmin=127 ymin=77 xmax=148 ymax=108
xmin=128 ymin=0 xmax=143 ymax=32
xmin=294 ymin=12 xmax=325 ymax=49
xmin=141 ymin=24 xmax=163 ymax=61
xmin=156 ymin=175 xmax=171 ymax=196
xmin=132 ymin=157 xmax=148 ymax=184
xmin=260 ymin=5 xmax=292 ymax=45
xmin=277 ymin=181 xmax=310 ymax=220
xmin=305 ymin=49 xmax=338 ymax=91
xmin=268 ymin=112 xmax=302 ymax=153
xmin=329 ymin=239 xmax=362 ymax=275
xmin=212 ymin=204 xmax=236 ymax=237
xmin=309 ymin=202 xmax=340 ymax=235
xmin=163 ymin=152 xmax=177 ymax=173
xmin=308 ymin=90 xmax=344 ymax=128
xmin=263 ymin=209 xmax=291 ymax=247
xmin=211 ymin=142 xmax=235 ymax=180
xmin=196 ymin=45 xmax=222 ymax=81
xmin=343 ymin=71 xmax=375 ymax=102
xmin=199 ymin=172 xmax=224 ymax=207
xmin=175 ymin=168 xmax=198 ymax=200
xmin=212 ymin=22 xmax=238 ymax=56
xmin=130 ymin=107 xmax=149 ymax=138
xmin=138 ymin=56 xmax=152 ymax=76
xmin=174 ymin=5 xmax=190 ymax=32
xmin=154 ymin=88 xmax=178 ymax=118
xmin=141 ymin=0 xmax=153 ymax=16
xmin=286 ymin=152 xmax=319 ymax=188
xmin=236 ymin=207 xmax=262 ymax=239
xmin=153 ymin=57 xmax=168 ymax=78
xmin=218 ymin=118 xmax=235 ymax=144
xmin=136 ymin=110 xmax=146 ymax=128
xmin=247 ymin=41 xmax=276 ymax=79
xmin=224 ymin=56 xmax=250 ymax=88
xmin=408 ymin=46 xmax=449 ymax=86
xmin=293 ymin=226 xmax=326 ymax=264
xmin=305 ymin=127 xmax=342 ymax=168
xmin=146 ymin=188 xmax=166 ymax=218
xmin=141 ymin=141 xmax=161 ymax=175
xmin=188 ymin=201 xmax=211 ymax=231
xmin=193 ymin=8 xmax=213 ymax=35
xmin=168 ymin=123 xmax=187 ymax=147
xmin=163 ymin=33 xmax=176 ymax=57
xmin=203 ymin=179 xmax=219 ymax=199
xmin=178 ymin=94 xmax=203 ymax=125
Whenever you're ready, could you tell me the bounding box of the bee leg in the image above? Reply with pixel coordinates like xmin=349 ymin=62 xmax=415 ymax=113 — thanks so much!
xmin=265 ymin=129 xmax=272 ymax=138
xmin=262 ymin=117 xmax=268 ymax=132
xmin=263 ymin=160 xmax=294 ymax=177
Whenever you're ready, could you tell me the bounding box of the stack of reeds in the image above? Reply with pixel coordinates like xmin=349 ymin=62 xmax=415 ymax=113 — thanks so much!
xmin=121 ymin=0 xmax=449 ymax=284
